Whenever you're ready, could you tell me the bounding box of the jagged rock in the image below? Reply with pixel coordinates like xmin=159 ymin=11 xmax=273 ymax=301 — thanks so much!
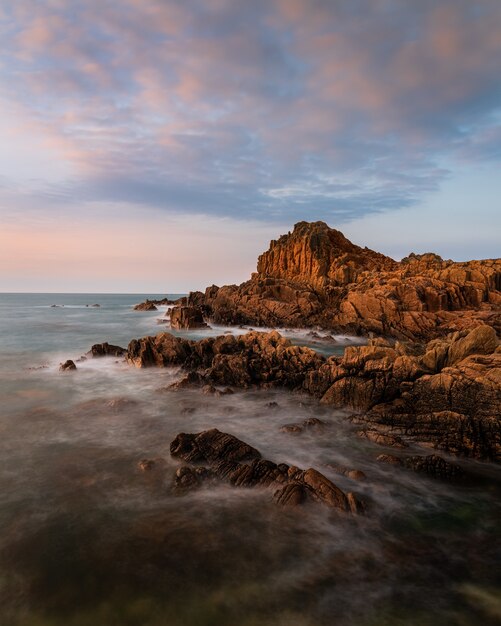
xmin=189 ymin=221 xmax=500 ymax=340
xmin=134 ymin=300 xmax=158 ymax=311
xmin=126 ymin=330 xmax=324 ymax=390
xmin=59 ymin=360 xmax=76 ymax=371
xmin=376 ymin=454 xmax=463 ymax=479
xmin=170 ymin=429 xmax=261 ymax=464
xmin=170 ymin=306 xmax=208 ymax=329
xmin=89 ymin=342 xmax=126 ymax=357
xmin=169 ymin=429 xmax=364 ymax=513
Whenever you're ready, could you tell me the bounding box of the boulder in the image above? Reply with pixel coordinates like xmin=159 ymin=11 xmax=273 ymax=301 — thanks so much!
xmin=170 ymin=306 xmax=208 ymax=330
xmin=59 ymin=360 xmax=76 ymax=371
xmin=89 ymin=342 xmax=126 ymax=357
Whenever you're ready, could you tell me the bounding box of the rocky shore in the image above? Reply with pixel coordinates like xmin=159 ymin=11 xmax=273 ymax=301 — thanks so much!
xmin=75 ymin=222 xmax=499 ymax=505
xmin=123 ymin=324 xmax=500 ymax=462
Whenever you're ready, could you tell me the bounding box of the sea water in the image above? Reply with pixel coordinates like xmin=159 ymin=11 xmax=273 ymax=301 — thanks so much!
xmin=0 ymin=294 xmax=499 ymax=626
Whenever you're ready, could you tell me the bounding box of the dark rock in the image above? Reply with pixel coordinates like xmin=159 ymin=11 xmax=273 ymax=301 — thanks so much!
xmin=89 ymin=342 xmax=126 ymax=357
xmin=280 ymin=417 xmax=326 ymax=434
xmin=168 ymin=429 xmax=364 ymax=513
xmin=134 ymin=300 xmax=158 ymax=311
xmin=59 ymin=360 xmax=77 ymax=371
xmin=170 ymin=429 xmax=261 ymax=464
xmin=377 ymin=453 xmax=463 ymax=479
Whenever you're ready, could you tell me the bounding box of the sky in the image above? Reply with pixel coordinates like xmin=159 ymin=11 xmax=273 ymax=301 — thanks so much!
xmin=0 ymin=0 xmax=500 ymax=292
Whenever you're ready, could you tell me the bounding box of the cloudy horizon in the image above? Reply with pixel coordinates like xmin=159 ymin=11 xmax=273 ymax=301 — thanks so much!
xmin=1 ymin=0 xmax=500 ymax=292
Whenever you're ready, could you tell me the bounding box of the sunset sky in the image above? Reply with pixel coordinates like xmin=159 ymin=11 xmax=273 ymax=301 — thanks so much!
xmin=1 ymin=0 xmax=500 ymax=292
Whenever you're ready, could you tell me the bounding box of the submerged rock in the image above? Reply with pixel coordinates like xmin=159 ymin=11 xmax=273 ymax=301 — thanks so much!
xmin=280 ymin=417 xmax=327 ymax=434
xmin=377 ymin=454 xmax=463 ymax=479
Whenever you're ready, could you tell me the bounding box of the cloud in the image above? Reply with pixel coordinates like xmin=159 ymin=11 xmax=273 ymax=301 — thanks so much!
xmin=0 ymin=0 xmax=500 ymax=223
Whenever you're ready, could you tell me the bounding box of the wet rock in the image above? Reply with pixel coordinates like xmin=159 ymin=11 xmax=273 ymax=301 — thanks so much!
xmin=174 ymin=466 xmax=213 ymax=490
xmin=168 ymin=371 xmax=206 ymax=391
xmin=324 ymin=463 xmax=367 ymax=481
xmin=357 ymin=429 xmax=408 ymax=449
xmin=138 ymin=459 xmax=156 ymax=471
xmin=89 ymin=342 xmax=126 ymax=357
xmin=280 ymin=417 xmax=326 ymax=434
xmin=169 ymin=429 xmax=364 ymax=513
xmin=376 ymin=453 xmax=463 ymax=479
xmin=170 ymin=306 xmax=209 ymax=330
xmin=273 ymin=483 xmax=308 ymax=506
xmin=170 ymin=429 xmax=261 ymax=464
xmin=134 ymin=300 xmax=158 ymax=311
xmin=59 ymin=360 xmax=76 ymax=371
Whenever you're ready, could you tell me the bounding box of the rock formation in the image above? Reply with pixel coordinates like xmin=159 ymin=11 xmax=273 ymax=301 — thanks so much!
xmin=127 ymin=330 xmax=324 ymax=388
xmin=133 ymin=300 xmax=158 ymax=311
xmin=88 ymin=342 xmax=126 ymax=357
xmin=170 ymin=306 xmax=209 ymax=330
xmin=125 ymin=326 xmax=500 ymax=461
xmin=169 ymin=428 xmax=364 ymax=513
xmin=188 ymin=221 xmax=501 ymax=340
xmin=304 ymin=325 xmax=501 ymax=461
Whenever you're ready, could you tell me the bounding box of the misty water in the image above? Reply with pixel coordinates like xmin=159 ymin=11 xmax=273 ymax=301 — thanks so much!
xmin=0 ymin=294 xmax=499 ymax=626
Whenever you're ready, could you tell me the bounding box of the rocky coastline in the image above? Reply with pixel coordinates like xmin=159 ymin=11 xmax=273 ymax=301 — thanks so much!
xmin=73 ymin=222 xmax=499 ymax=507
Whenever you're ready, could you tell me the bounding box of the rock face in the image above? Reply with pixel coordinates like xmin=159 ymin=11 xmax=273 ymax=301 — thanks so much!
xmin=170 ymin=429 xmax=364 ymax=513
xmin=170 ymin=306 xmax=208 ymax=330
xmin=134 ymin=300 xmax=158 ymax=311
xmin=303 ymin=325 xmax=501 ymax=461
xmin=189 ymin=221 xmax=501 ymax=340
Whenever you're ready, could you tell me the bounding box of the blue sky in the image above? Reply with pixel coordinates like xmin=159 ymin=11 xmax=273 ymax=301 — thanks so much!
xmin=0 ymin=0 xmax=500 ymax=291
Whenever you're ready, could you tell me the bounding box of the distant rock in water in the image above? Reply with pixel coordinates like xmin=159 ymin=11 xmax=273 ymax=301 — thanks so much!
xmin=89 ymin=342 xmax=126 ymax=357
xmin=134 ymin=300 xmax=158 ymax=311
xmin=59 ymin=360 xmax=76 ymax=371
xmin=170 ymin=306 xmax=209 ymax=329
xmin=187 ymin=220 xmax=501 ymax=340
xmin=169 ymin=428 xmax=364 ymax=513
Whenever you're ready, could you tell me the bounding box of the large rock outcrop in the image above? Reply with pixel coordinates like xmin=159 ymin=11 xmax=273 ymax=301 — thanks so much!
xmin=304 ymin=325 xmax=501 ymax=461
xmin=189 ymin=221 xmax=501 ymax=340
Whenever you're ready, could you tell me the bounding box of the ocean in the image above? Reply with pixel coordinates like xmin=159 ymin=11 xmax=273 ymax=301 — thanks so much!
xmin=0 ymin=293 xmax=499 ymax=626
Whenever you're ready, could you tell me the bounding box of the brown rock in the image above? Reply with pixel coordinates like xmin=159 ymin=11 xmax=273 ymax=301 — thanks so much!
xmin=169 ymin=429 xmax=261 ymax=464
xmin=89 ymin=342 xmax=126 ymax=357
xmin=170 ymin=306 xmax=208 ymax=329
xmin=59 ymin=360 xmax=76 ymax=371
xmin=189 ymin=221 xmax=500 ymax=341
xmin=134 ymin=300 xmax=158 ymax=311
